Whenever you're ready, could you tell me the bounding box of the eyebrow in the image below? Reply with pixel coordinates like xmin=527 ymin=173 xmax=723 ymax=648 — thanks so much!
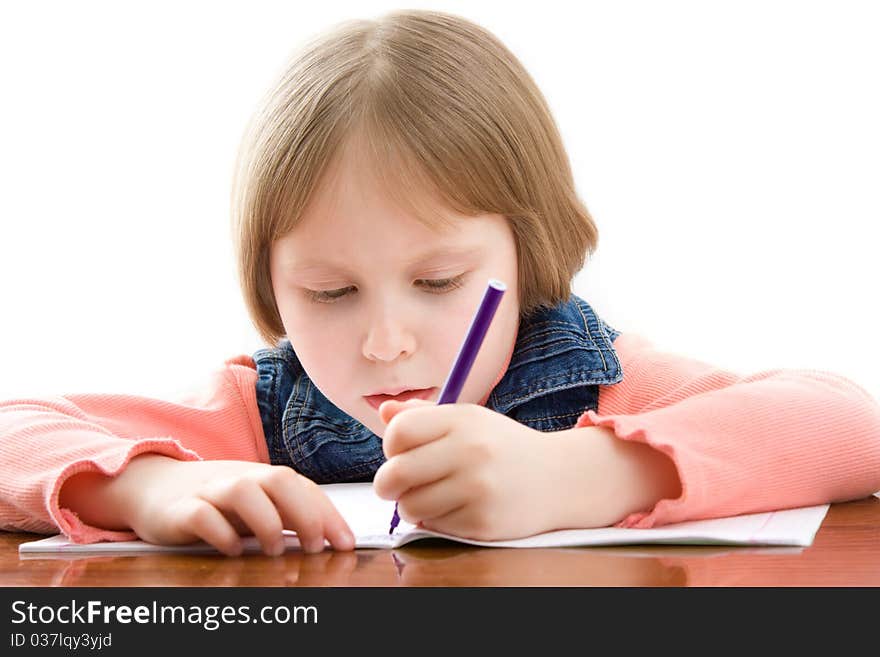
xmin=284 ymin=244 xmax=485 ymax=275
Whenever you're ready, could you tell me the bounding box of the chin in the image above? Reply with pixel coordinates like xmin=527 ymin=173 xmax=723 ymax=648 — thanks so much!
xmin=351 ymin=407 xmax=384 ymax=437
xmin=367 ymin=413 xmax=385 ymax=434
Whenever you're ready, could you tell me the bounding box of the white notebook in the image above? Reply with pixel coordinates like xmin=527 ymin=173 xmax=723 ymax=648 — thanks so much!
xmin=18 ymin=482 xmax=829 ymax=556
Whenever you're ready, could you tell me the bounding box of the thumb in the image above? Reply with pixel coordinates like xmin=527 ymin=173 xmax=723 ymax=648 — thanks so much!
xmin=378 ymin=398 xmax=434 ymax=425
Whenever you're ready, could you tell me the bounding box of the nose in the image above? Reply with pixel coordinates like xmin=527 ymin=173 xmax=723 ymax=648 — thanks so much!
xmin=362 ymin=311 xmax=417 ymax=363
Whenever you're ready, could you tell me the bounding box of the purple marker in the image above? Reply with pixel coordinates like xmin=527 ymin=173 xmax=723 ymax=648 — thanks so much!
xmin=389 ymin=278 xmax=507 ymax=534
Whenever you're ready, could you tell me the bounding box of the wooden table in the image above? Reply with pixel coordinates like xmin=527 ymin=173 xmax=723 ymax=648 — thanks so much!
xmin=3 ymin=496 xmax=879 ymax=586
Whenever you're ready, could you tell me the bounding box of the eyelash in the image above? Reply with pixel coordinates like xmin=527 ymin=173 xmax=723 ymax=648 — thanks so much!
xmin=305 ymin=275 xmax=466 ymax=304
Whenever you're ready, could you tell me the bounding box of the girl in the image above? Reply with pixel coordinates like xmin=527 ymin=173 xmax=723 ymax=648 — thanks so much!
xmin=2 ymin=10 xmax=878 ymax=557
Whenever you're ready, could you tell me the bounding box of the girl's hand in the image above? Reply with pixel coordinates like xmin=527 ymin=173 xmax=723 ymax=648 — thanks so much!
xmin=78 ymin=455 xmax=356 ymax=556
xmin=372 ymin=399 xmax=560 ymax=541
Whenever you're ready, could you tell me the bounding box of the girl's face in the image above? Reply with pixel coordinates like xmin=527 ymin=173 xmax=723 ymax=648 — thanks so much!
xmin=269 ymin=153 xmax=520 ymax=438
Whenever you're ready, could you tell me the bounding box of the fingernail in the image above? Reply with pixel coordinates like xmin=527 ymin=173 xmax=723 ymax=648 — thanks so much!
xmin=338 ymin=531 xmax=355 ymax=550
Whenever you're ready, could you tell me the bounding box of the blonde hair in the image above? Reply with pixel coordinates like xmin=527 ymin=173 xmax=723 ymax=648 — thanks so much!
xmin=232 ymin=10 xmax=598 ymax=346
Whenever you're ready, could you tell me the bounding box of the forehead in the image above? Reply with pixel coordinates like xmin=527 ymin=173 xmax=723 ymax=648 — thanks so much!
xmin=272 ymin=201 xmax=488 ymax=273
xmin=268 ymin=133 xmax=515 ymax=279
xmin=304 ymin=142 xmax=454 ymax=227
xmin=278 ymin=243 xmax=486 ymax=277
xmin=276 ymin=147 xmax=479 ymax=250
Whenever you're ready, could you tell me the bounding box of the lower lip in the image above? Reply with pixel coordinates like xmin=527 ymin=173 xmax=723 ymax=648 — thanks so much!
xmin=364 ymin=387 xmax=436 ymax=410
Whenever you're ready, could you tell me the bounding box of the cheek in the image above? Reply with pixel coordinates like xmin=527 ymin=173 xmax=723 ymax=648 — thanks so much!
xmin=280 ymin=305 xmax=351 ymax=379
xmin=290 ymin=333 xmax=352 ymax=404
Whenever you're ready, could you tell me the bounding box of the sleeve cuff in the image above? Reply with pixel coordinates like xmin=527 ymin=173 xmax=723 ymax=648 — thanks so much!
xmin=49 ymin=439 xmax=203 ymax=544
xmin=576 ymin=409 xmax=693 ymax=528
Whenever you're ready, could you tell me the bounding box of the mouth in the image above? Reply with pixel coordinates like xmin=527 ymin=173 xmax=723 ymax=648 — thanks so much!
xmin=364 ymin=387 xmax=436 ymax=411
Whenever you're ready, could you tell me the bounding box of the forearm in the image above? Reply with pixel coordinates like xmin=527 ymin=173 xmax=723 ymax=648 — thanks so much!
xmin=1 ymin=394 xmax=207 ymax=539
xmin=58 ymin=453 xmax=178 ymax=531
xmin=593 ymin=334 xmax=880 ymax=526
xmin=549 ymin=425 xmax=682 ymax=529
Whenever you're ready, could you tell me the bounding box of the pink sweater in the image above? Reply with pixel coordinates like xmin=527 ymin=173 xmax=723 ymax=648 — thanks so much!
xmin=2 ymin=332 xmax=879 ymax=543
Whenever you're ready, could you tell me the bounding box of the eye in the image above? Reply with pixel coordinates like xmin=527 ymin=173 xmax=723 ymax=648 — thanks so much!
xmin=305 ymin=286 xmax=354 ymax=304
xmin=419 ymin=275 xmax=466 ymax=293
xmin=305 ymin=275 xmax=466 ymax=304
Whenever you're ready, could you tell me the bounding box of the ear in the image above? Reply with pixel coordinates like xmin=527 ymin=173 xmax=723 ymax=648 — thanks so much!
xmin=379 ymin=399 xmax=434 ymax=425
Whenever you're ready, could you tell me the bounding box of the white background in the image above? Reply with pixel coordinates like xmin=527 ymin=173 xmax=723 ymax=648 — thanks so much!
xmin=1 ymin=0 xmax=878 ymax=401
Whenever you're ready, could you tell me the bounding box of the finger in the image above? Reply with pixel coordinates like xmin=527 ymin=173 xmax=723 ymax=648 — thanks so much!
xmin=262 ymin=469 xmax=352 ymax=553
xmin=379 ymin=398 xmax=433 ymax=424
xmin=299 ymin=480 xmax=356 ymax=551
xmin=396 ymin=474 xmax=471 ymax=526
xmin=312 ymin=490 xmax=356 ymax=551
xmin=380 ymin=401 xmax=466 ymax=457
xmin=172 ymin=498 xmax=243 ymax=557
xmin=202 ymin=480 xmax=285 ymax=556
xmin=419 ymin=502 xmax=485 ymax=540
xmin=373 ymin=438 xmax=458 ymax=501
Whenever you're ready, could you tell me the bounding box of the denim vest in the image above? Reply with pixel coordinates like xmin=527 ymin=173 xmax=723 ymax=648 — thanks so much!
xmin=252 ymin=294 xmax=623 ymax=484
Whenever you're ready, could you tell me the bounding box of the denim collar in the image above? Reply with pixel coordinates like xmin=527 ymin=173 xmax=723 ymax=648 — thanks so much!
xmin=485 ymin=294 xmax=623 ymax=415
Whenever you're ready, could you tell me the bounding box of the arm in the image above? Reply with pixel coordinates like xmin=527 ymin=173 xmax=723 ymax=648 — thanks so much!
xmin=58 ymin=453 xmax=177 ymax=531
xmin=57 ymin=452 xmax=355 ymax=555
xmin=547 ymin=425 xmax=682 ymax=529
xmin=575 ymin=333 xmax=880 ymax=527
xmin=375 ymin=399 xmax=682 ymax=538
xmin=0 ymin=355 xmax=266 ymax=541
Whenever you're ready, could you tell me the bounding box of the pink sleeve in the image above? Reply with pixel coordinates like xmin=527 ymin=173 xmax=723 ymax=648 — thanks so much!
xmin=577 ymin=333 xmax=880 ymax=528
xmin=0 ymin=355 xmax=267 ymax=543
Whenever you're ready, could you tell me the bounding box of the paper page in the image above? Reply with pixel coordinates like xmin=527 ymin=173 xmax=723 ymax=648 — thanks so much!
xmin=18 ymin=482 xmax=829 ymax=555
xmin=405 ymin=504 xmax=829 ymax=548
xmin=319 ymin=483 xmax=419 ymax=548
